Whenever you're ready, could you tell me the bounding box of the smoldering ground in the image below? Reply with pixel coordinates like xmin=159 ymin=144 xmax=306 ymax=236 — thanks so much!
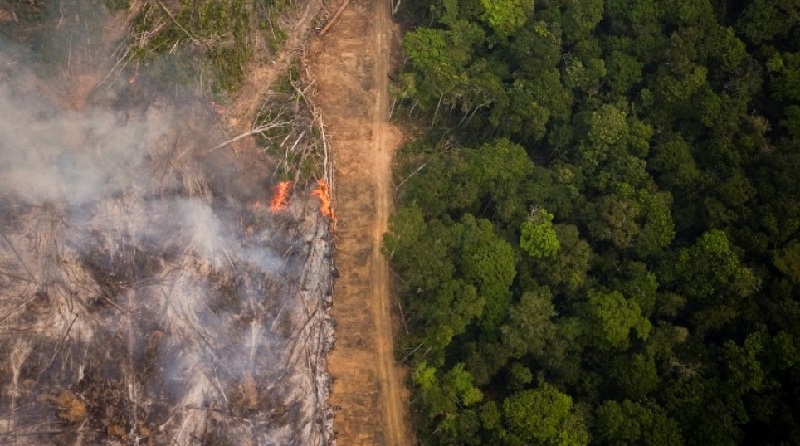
xmin=0 ymin=3 xmax=333 ymax=445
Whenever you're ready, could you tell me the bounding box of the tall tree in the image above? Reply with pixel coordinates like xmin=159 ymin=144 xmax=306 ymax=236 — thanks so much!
xmin=584 ymin=289 xmax=652 ymax=350
xmin=501 ymin=383 xmax=590 ymax=446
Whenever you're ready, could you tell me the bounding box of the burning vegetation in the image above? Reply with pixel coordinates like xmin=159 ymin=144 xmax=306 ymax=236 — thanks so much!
xmin=270 ymin=181 xmax=293 ymax=212
xmin=312 ymin=179 xmax=336 ymax=224
xmin=265 ymin=180 xmax=335 ymax=226
xmin=0 ymin=2 xmax=334 ymax=445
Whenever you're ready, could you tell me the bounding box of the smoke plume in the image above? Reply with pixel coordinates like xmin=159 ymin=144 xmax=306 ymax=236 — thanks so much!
xmin=0 ymin=2 xmax=333 ymax=445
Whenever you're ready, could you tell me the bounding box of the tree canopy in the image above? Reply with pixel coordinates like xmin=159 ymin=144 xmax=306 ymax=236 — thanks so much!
xmin=387 ymin=0 xmax=800 ymax=443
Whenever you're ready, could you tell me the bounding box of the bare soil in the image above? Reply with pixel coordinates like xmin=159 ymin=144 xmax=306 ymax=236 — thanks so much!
xmin=307 ymin=0 xmax=413 ymax=444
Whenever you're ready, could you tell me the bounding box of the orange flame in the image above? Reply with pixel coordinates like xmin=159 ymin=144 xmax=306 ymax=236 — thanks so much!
xmin=270 ymin=181 xmax=292 ymax=212
xmin=311 ymin=179 xmax=336 ymax=223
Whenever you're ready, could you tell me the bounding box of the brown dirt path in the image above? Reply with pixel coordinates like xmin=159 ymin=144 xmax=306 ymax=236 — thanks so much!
xmin=308 ymin=0 xmax=412 ymax=444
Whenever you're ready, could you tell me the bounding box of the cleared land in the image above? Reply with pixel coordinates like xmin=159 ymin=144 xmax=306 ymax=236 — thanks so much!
xmin=307 ymin=0 xmax=412 ymax=444
xmin=0 ymin=3 xmax=334 ymax=445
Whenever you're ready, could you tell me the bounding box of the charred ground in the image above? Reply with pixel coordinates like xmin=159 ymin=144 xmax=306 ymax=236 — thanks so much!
xmin=0 ymin=1 xmax=334 ymax=444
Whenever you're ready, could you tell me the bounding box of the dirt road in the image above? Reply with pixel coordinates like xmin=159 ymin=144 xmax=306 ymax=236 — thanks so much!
xmin=308 ymin=0 xmax=412 ymax=444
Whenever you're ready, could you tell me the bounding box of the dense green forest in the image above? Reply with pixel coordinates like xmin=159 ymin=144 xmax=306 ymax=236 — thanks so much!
xmin=383 ymin=0 xmax=800 ymax=444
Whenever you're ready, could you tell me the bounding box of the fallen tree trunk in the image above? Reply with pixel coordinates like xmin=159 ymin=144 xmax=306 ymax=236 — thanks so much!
xmin=318 ymin=0 xmax=349 ymax=37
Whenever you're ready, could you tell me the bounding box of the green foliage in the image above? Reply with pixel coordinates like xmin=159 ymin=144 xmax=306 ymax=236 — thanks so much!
xmin=534 ymin=224 xmax=593 ymax=297
xmin=722 ymin=332 xmax=767 ymax=394
xmin=384 ymin=209 xmax=516 ymax=360
xmin=769 ymin=330 xmax=800 ymax=370
xmin=499 ymin=70 xmax=572 ymax=141
xmin=479 ymin=0 xmax=534 ymax=38
xmin=585 ymin=289 xmax=651 ymax=350
xmin=608 ymin=353 xmax=660 ymax=400
xmin=563 ymin=41 xmax=608 ymax=94
xmin=594 ymin=400 xmax=683 ymax=446
xmin=673 ymin=230 xmax=760 ymax=302
xmin=501 ymin=384 xmax=590 ymax=446
xmin=413 ymin=362 xmax=484 ymax=442
xmin=770 ymin=52 xmax=800 ymax=102
xmin=508 ymin=23 xmax=562 ymax=76
xmin=636 ymin=191 xmax=676 ymax=257
xmin=467 ymin=138 xmax=534 ymax=190
xmin=413 ymin=361 xmax=484 ymax=412
xmin=773 ymin=240 xmax=800 ymax=284
xmin=735 ymin=0 xmax=800 ymax=45
xmin=458 ymin=214 xmax=517 ymax=330
xmin=779 ymin=105 xmax=800 ymax=138
xmin=520 ymin=208 xmax=560 ymax=258
xmin=501 ymin=286 xmax=557 ymax=358
xmin=605 ymin=50 xmax=644 ymax=96
xmin=586 ymin=194 xmax=641 ymax=249
xmin=507 ymin=362 xmax=534 ymax=390
xmin=649 ymin=135 xmax=701 ymax=191
xmin=390 ymin=0 xmax=800 ymax=443
xmin=611 ymin=262 xmax=658 ymax=316
xmin=399 ymin=138 xmax=533 ymax=220
xmin=403 ymin=28 xmax=454 ymax=82
xmin=402 ymin=20 xmax=485 ymax=111
xmin=561 ymin=0 xmax=603 ymax=43
xmin=384 ymin=206 xmax=455 ymax=294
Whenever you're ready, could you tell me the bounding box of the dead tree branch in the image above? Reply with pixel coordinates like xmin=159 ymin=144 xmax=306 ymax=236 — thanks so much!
xmin=394 ymin=162 xmax=427 ymax=192
xmin=318 ymin=0 xmax=349 ymax=37
xmin=213 ymin=120 xmax=291 ymax=150
xmin=154 ymin=0 xmax=199 ymax=44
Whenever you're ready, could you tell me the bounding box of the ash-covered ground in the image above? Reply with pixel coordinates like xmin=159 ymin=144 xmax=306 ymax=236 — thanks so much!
xmin=0 ymin=5 xmax=334 ymax=445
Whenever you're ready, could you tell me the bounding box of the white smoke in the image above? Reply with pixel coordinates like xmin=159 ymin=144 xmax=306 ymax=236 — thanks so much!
xmin=0 ymin=4 xmax=332 ymax=444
